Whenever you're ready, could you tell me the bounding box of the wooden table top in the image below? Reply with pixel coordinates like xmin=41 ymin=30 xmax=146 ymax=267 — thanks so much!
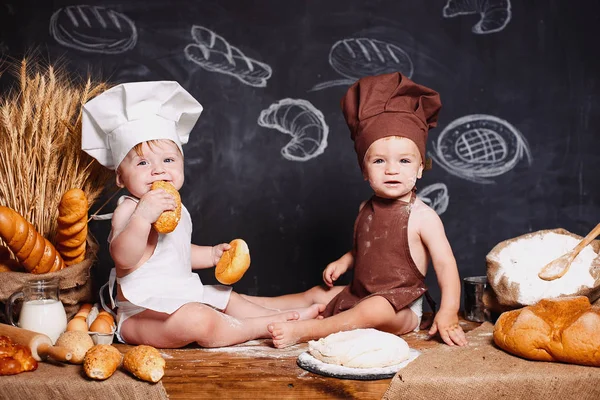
xmin=114 ymin=318 xmax=481 ymax=400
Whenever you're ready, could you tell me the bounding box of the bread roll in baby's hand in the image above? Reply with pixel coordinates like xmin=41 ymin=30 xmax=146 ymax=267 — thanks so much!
xmin=123 ymin=345 xmax=165 ymax=382
xmin=493 ymin=296 xmax=600 ymax=366
xmin=215 ymin=239 xmax=251 ymax=285
xmin=151 ymin=181 xmax=181 ymax=234
xmin=83 ymin=344 xmax=122 ymax=380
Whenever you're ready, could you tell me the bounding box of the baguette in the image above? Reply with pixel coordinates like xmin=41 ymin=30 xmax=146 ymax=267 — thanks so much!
xmin=56 ymin=189 xmax=88 ymax=265
xmin=123 ymin=345 xmax=165 ymax=382
xmin=0 ymin=206 xmax=65 ymax=273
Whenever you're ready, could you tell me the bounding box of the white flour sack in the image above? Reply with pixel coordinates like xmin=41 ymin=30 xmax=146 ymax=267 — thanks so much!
xmin=486 ymin=228 xmax=600 ymax=307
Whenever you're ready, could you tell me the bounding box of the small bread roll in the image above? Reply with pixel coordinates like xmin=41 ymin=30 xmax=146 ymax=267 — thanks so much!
xmin=56 ymin=331 xmax=94 ymax=364
xmin=83 ymin=344 xmax=122 ymax=380
xmin=215 ymin=239 xmax=251 ymax=285
xmin=123 ymin=345 xmax=166 ymax=383
xmin=151 ymin=181 xmax=181 ymax=234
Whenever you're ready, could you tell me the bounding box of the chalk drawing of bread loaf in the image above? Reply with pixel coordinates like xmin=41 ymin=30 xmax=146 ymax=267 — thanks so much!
xmin=443 ymin=0 xmax=512 ymax=34
xmin=49 ymin=6 xmax=137 ymax=54
xmin=258 ymin=99 xmax=328 ymax=162
xmin=184 ymin=25 xmax=272 ymax=88
xmin=311 ymin=38 xmax=413 ymax=91
xmin=428 ymin=114 xmax=532 ymax=184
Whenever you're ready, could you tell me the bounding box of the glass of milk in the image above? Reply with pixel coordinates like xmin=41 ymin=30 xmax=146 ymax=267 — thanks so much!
xmin=6 ymin=278 xmax=68 ymax=344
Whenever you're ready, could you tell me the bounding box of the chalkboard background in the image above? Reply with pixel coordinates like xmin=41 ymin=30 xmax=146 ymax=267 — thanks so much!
xmin=1 ymin=0 xmax=599 ymax=310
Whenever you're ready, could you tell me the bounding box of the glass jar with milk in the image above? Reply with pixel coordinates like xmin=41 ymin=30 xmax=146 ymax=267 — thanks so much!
xmin=6 ymin=278 xmax=67 ymax=344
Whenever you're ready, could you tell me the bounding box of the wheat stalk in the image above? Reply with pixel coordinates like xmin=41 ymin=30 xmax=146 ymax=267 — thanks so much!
xmin=0 ymin=58 xmax=114 ymax=243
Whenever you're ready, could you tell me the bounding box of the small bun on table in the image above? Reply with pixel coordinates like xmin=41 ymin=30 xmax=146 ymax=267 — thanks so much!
xmin=151 ymin=181 xmax=181 ymax=234
xmin=123 ymin=345 xmax=165 ymax=382
xmin=215 ymin=239 xmax=250 ymax=285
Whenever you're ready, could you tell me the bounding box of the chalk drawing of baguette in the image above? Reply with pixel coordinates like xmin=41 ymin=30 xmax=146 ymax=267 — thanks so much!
xmin=428 ymin=114 xmax=532 ymax=184
xmin=258 ymin=99 xmax=329 ymax=162
xmin=184 ymin=25 xmax=272 ymax=88
xmin=311 ymin=38 xmax=413 ymax=91
xmin=443 ymin=0 xmax=512 ymax=34
xmin=417 ymin=183 xmax=449 ymax=215
xmin=49 ymin=5 xmax=137 ymax=54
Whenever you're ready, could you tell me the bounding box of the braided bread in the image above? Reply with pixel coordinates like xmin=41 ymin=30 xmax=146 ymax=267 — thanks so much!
xmin=0 ymin=206 xmax=65 ymax=273
xmin=0 ymin=335 xmax=38 ymax=375
xmin=56 ymin=189 xmax=88 ymax=265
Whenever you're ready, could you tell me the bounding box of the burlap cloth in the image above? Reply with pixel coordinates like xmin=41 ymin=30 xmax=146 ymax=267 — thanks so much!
xmin=0 ymin=360 xmax=168 ymax=400
xmin=384 ymin=322 xmax=600 ymax=400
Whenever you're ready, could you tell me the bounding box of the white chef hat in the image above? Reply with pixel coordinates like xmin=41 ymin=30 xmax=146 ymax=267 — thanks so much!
xmin=82 ymin=81 xmax=203 ymax=170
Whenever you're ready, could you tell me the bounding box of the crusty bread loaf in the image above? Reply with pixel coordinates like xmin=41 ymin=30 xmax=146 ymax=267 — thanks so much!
xmin=0 ymin=206 xmax=65 ymax=273
xmin=493 ymin=296 xmax=600 ymax=366
xmin=83 ymin=344 xmax=122 ymax=380
xmin=151 ymin=181 xmax=181 ymax=234
xmin=215 ymin=239 xmax=251 ymax=285
xmin=123 ymin=345 xmax=166 ymax=382
xmin=56 ymin=189 xmax=88 ymax=266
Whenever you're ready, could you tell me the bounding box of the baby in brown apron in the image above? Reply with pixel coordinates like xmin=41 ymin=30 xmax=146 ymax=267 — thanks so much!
xmin=244 ymin=72 xmax=467 ymax=348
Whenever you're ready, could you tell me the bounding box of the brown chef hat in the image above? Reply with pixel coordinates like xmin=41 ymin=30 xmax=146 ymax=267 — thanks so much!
xmin=341 ymin=72 xmax=441 ymax=168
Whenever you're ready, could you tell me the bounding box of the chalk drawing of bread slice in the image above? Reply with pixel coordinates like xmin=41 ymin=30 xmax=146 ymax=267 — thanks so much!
xmin=258 ymin=99 xmax=328 ymax=162
xmin=49 ymin=5 xmax=137 ymax=54
xmin=417 ymin=183 xmax=449 ymax=215
xmin=428 ymin=114 xmax=532 ymax=184
xmin=311 ymin=38 xmax=414 ymax=91
xmin=184 ymin=25 xmax=272 ymax=88
xmin=443 ymin=0 xmax=512 ymax=34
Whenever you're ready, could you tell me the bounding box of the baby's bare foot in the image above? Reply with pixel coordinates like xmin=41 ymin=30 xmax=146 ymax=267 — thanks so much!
xmin=296 ymin=303 xmax=325 ymax=321
xmin=268 ymin=321 xmax=307 ymax=348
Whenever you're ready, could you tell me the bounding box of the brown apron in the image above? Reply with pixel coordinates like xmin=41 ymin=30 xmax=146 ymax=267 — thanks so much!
xmin=322 ymin=191 xmax=435 ymax=318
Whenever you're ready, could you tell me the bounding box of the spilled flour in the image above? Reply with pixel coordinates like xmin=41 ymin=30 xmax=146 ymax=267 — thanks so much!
xmin=490 ymin=232 xmax=598 ymax=305
xmin=200 ymin=340 xmax=306 ymax=359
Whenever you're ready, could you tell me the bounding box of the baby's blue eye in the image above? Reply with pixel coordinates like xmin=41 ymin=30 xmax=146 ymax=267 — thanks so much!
xmin=137 ymin=160 xmax=148 ymax=166
xmin=374 ymin=159 xmax=384 ymax=164
xmin=400 ymin=159 xmax=410 ymax=164
xmin=164 ymin=158 xmax=175 ymax=163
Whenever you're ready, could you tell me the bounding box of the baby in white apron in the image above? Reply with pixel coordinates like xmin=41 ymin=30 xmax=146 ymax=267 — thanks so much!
xmin=83 ymin=81 xmax=323 ymax=348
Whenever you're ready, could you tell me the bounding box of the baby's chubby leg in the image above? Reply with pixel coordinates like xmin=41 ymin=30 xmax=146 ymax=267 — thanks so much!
xmin=240 ymin=285 xmax=344 ymax=310
xmin=226 ymin=291 xmax=325 ymax=321
xmin=268 ymin=295 xmax=418 ymax=348
xmin=119 ymin=302 xmax=301 ymax=348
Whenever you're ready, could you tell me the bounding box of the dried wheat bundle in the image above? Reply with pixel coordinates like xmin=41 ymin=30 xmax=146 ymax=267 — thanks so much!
xmin=0 ymin=58 xmax=114 ymax=242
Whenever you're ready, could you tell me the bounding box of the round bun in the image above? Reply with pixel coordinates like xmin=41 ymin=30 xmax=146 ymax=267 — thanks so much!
xmin=151 ymin=181 xmax=181 ymax=234
xmin=56 ymin=330 xmax=94 ymax=364
xmin=215 ymin=239 xmax=251 ymax=285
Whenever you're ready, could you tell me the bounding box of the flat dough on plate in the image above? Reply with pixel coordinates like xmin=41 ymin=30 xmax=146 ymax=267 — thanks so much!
xmin=308 ymin=328 xmax=410 ymax=368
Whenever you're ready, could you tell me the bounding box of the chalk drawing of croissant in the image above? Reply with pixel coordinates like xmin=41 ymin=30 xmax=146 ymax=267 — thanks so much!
xmin=417 ymin=183 xmax=449 ymax=215
xmin=257 ymin=99 xmax=328 ymax=162
xmin=310 ymin=38 xmax=414 ymax=91
xmin=442 ymin=0 xmax=512 ymax=34
xmin=184 ymin=25 xmax=272 ymax=88
xmin=49 ymin=5 xmax=137 ymax=54
xmin=428 ymin=114 xmax=532 ymax=184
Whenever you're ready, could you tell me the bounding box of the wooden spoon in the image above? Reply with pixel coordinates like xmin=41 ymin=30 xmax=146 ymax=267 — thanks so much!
xmin=538 ymin=223 xmax=600 ymax=281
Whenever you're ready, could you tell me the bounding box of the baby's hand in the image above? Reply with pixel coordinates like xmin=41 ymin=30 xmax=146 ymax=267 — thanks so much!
xmin=211 ymin=243 xmax=231 ymax=266
xmin=322 ymin=261 xmax=348 ymax=287
xmin=428 ymin=310 xmax=468 ymax=346
xmin=133 ymin=188 xmax=177 ymax=224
